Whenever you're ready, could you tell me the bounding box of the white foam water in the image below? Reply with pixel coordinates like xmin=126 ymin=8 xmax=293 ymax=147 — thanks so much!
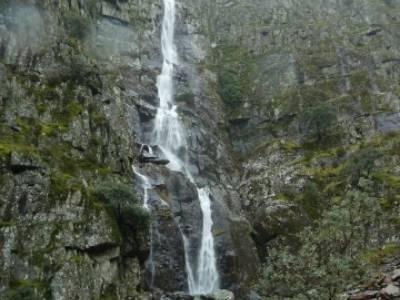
xmin=151 ymin=0 xmax=220 ymax=294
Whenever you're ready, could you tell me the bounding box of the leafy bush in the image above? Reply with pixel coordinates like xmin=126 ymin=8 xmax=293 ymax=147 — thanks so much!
xmin=63 ymin=11 xmax=91 ymax=40
xmin=259 ymin=190 xmax=397 ymax=299
xmin=342 ymin=148 xmax=382 ymax=185
xmin=217 ymin=69 xmax=242 ymax=108
xmin=301 ymin=101 xmax=337 ymax=141
xmin=1 ymin=286 xmax=42 ymax=300
xmin=95 ymin=182 xmax=150 ymax=236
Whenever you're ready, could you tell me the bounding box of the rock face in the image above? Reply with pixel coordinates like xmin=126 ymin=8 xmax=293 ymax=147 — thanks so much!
xmin=2 ymin=0 xmax=400 ymax=299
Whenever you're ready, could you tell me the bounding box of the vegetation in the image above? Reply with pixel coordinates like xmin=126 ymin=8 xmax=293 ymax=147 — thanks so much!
xmin=95 ymin=182 xmax=150 ymax=237
xmin=259 ymin=130 xmax=400 ymax=299
xmin=1 ymin=286 xmax=42 ymax=300
xmin=217 ymin=69 xmax=242 ymax=108
xmin=1 ymin=279 xmax=49 ymax=300
xmin=260 ymin=190 xmax=398 ymax=300
xmin=301 ymin=101 xmax=337 ymax=142
xmin=62 ymin=11 xmax=91 ymax=40
xmin=342 ymin=147 xmax=382 ymax=185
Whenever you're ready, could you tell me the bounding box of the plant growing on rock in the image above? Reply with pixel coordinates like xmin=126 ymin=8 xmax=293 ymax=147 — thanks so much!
xmin=342 ymin=148 xmax=382 ymax=186
xmin=301 ymin=101 xmax=337 ymax=142
xmin=62 ymin=11 xmax=91 ymax=40
xmin=218 ymin=69 xmax=242 ymax=109
xmin=95 ymin=182 xmax=150 ymax=236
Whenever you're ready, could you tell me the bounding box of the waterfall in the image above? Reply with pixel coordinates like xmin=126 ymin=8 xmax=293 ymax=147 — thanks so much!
xmin=194 ymin=188 xmax=219 ymax=294
xmin=132 ymin=166 xmax=152 ymax=210
xmin=151 ymin=0 xmax=220 ymax=294
xmin=132 ymin=166 xmax=156 ymax=286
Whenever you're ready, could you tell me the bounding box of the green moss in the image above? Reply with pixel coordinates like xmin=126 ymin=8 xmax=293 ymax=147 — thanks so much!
xmin=70 ymin=254 xmax=86 ymax=265
xmin=4 ymin=279 xmax=49 ymax=300
xmin=48 ymin=172 xmax=74 ymax=202
xmin=0 ymin=143 xmax=37 ymax=159
xmin=372 ymin=171 xmax=400 ymax=188
xmin=0 ymin=220 xmax=15 ymax=228
xmin=360 ymin=91 xmax=373 ymax=112
xmin=361 ymin=243 xmax=400 ymax=267
xmin=350 ymin=70 xmax=370 ymax=89
xmin=89 ymin=105 xmax=107 ymax=128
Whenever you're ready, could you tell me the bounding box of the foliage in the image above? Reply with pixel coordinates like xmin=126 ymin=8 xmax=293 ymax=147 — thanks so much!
xmin=63 ymin=11 xmax=91 ymax=40
xmin=298 ymin=181 xmax=323 ymax=219
xmin=1 ymin=286 xmax=42 ymax=300
xmin=260 ymin=190 xmax=399 ymax=300
xmin=95 ymin=182 xmax=150 ymax=236
xmin=2 ymin=279 xmax=49 ymax=300
xmin=217 ymin=69 xmax=242 ymax=108
xmin=342 ymin=148 xmax=382 ymax=185
xmin=301 ymin=101 xmax=337 ymax=142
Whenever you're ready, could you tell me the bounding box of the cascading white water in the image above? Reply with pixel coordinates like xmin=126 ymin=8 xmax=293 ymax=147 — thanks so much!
xmin=152 ymin=0 xmax=219 ymax=294
xmin=132 ymin=166 xmax=156 ymax=286
xmin=194 ymin=188 xmax=219 ymax=294
xmin=132 ymin=166 xmax=152 ymax=210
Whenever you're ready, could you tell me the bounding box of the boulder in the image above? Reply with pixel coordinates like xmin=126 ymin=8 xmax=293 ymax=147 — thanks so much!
xmin=391 ymin=269 xmax=400 ymax=281
xmin=381 ymin=284 xmax=400 ymax=299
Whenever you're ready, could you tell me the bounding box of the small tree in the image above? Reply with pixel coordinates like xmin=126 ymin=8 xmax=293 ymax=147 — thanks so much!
xmin=96 ymin=182 xmax=150 ymax=235
xmin=218 ymin=69 xmax=242 ymax=108
xmin=302 ymin=102 xmax=337 ymax=142
xmin=342 ymin=148 xmax=382 ymax=185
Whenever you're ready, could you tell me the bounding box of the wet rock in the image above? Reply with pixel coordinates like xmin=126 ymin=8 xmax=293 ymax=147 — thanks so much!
xmin=202 ymin=289 xmax=235 ymax=300
xmin=144 ymin=185 xmax=189 ymax=292
xmin=136 ymin=99 xmax=158 ymax=121
xmin=140 ymin=155 xmax=170 ymax=165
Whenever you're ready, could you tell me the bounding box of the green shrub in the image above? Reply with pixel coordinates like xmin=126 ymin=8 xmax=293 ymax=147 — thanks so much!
xmin=299 ymin=181 xmax=323 ymax=219
xmin=217 ymin=69 xmax=242 ymax=108
xmin=95 ymin=182 xmax=150 ymax=236
xmin=342 ymin=148 xmax=382 ymax=185
xmin=301 ymin=101 xmax=337 ymax=142
xmin=2 ymin=285 xmax=43 ymax=300
xmin=63 ymin=12 xmax=91 ymax=40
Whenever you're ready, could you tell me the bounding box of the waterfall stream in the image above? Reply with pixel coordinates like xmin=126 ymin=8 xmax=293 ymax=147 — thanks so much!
xmin=151 ymin=0 xmax=219 ymax=294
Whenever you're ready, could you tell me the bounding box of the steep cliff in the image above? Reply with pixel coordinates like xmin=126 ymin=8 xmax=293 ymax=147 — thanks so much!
xmin=1 ymin=0 xmax=400 ymax=300
xmin=0 ymin=0 xmax=258 ymax=299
